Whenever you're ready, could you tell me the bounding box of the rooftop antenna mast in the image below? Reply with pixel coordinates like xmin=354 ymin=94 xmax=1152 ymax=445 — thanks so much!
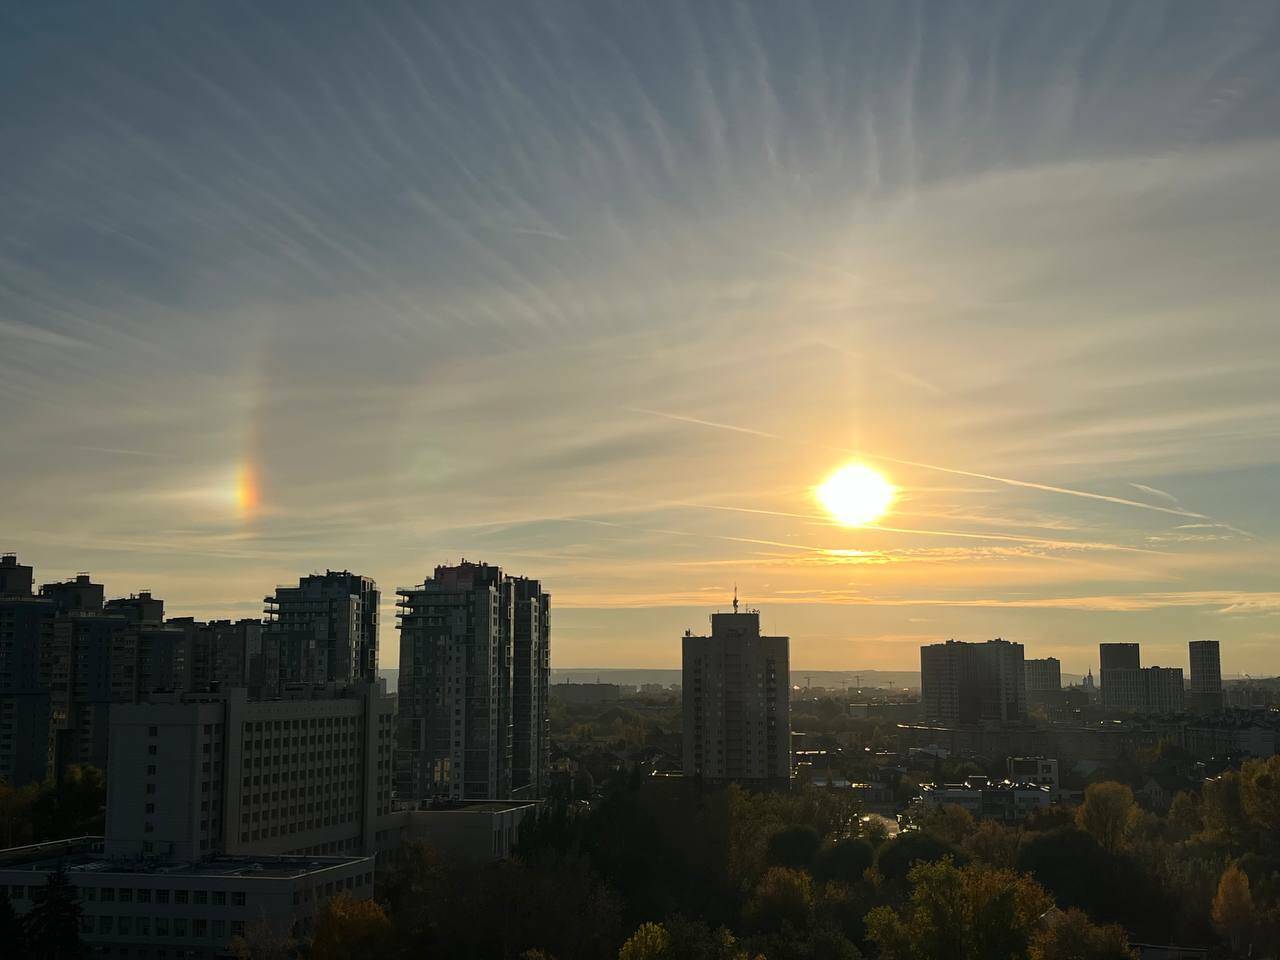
xmin=733 ymin=584 xmax=738 ymax=614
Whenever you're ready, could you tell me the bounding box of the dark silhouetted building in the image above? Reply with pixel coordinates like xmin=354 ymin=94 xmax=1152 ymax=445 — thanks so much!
xmin=265 ymin=571 xmax=379 ymax=686
xmin=0 ymin=554 xmax=54 ymax=785
xmin=396 ymin=562 xmax=550 ymax=801
xmin=921 ymin=638 xmax=1026 ymax=725
xmin=1189 ymin=640 xmax=1223 ymax=713
xmin=682 ymin=601 xmax=791 ymax=787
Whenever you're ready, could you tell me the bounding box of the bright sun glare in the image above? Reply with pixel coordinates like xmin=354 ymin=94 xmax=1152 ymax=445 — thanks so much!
xmin=815 ymin=463 xmax=896 ymax=527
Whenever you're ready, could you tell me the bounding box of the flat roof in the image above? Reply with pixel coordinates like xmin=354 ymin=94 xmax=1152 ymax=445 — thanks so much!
xmin=0 ymin=841 xmax=367 ymax=880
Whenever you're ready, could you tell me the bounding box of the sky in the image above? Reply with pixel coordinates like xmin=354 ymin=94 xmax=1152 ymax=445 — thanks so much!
xmin=3 ymin=1 xmax=1280 ymax=675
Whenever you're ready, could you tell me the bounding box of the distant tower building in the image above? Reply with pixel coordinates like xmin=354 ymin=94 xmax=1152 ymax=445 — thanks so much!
xmin=265 ymin=571 xmax=379 ymax=686
xmin=920 ymin=638 xmax=1026 ymax=725
xmin=1082 ymin=667 xmax=1095 ymax=691
xmin=1189 ymin=640 xmax=1223 ymax=713
xmin=396 ymin=561 xmax=550 ymax=801
xmin=1098 ymin=642 xmax=1184 ymax=713
xmin=681 ymin=597 xmax=791 ymax=787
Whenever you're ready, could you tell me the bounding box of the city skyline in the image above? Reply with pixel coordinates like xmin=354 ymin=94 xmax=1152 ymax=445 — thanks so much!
xmin=3 ymin=3 xmax=1280 ymax=673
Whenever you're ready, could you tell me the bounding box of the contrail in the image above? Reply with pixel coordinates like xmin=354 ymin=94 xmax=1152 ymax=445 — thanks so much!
xmin=671 ymin=501 xmax=1164 ymax=554
xmin=631 ymin=408 xmax=1209 ymax=520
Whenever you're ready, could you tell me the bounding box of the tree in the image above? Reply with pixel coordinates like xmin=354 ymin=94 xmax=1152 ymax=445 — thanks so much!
xmin=865 ymin=858 xmax=1051 ymax=960
xmin=813 ymin=838 xmax=874 ymax=884
xmin=1239 ymin=756 xmax=1280 ymax=834
xmin=21 ymin=864 xmax=85 ymax=960
xmin=744 ymin=867 xmax=814 ymax=934
xmin=1075 ymin=782 xmax=1136 ymax=854
xmin=1166 ymin=791 xmax=1203 ymax=838
xmin=875 ymin=830 xmax=960 ymax=883
xmin=1031 ymin=908 xmax=1136 ymax=960
xmin=228 ymin=919 xmax=297 ymax=960
xmin=618 ymin=922 xmax=671 ymax=960
xmin=919 ymin=804 xmax=976 ymax=846
xmin=961 ymin=820 xmax=1019 ymax=869
xmin=308 ymin=893 xmax=393 ymax=960
xmin=767 ymin=825 xmax=822 ymax=869
xmin=1211 ymin=863 xmax=1255 ymax=955
xmin=1201 ymin=772 xmax=1247 ymax=844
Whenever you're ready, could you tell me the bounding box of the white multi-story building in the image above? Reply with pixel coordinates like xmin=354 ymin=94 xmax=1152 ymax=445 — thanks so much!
xmin=105 ymin=684 xmax=396 ymax=862
xmin=681 ymin=602 xmax=790 ymax=787
xmin=0 ymin=837 xmax=372 ymax=959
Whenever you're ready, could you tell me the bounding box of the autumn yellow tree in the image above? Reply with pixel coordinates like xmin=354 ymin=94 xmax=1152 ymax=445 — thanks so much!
xmin=308 ymin=893 xmax=393 ymax=960
xmin=1075 ymin=782 xmax=1136 ymax=854
xmin=1211 ymin=863 xmax=1255 ymax=955
xmin=1239 ymin=756 xmax=1280 ymax=834
xmin=617 ymin=922 xmax=671 ymax=960
xmin=1031 ymin=907 xmax=1135 ymax=960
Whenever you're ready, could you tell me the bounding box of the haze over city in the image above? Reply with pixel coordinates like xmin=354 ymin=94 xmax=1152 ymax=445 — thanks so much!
xmin=3 ymin=2 xmax=1279 ymax=674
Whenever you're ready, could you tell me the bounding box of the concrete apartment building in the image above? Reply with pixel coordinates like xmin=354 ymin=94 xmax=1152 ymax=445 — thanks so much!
xmin=395 ymin=561 xmax=551 ymax=802
xmin=0 ymin=554 xmax=54 ymax=786
xmin=0 ymin=838 xmax=373 ymax=959
xmin=920 ymin=638 xmax=1026 ymax=725
xmin=105 ymin=684 xmax=396 ymax=862
xmin=681 ymin=602 xmax=791 ymax=787
xmin=265 ymin=571 xmax=379 ymax=687
xmin=1024 ymin=657 xmax=1061 ymax=695
xmin=1099 ymin=643 xmax=1186 ymax=714
xmin=1189 ymin=640 xmax=1224 ymax=713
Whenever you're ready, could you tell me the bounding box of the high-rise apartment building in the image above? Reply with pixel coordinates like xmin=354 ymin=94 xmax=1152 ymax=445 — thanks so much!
xmin=264 ymin=571 xmax=378 ymax=686
xmin=1024 ymin=657 xmax=1061 ymax=693
xmin=1098 ymin=643 xmax=1186 ymax=713
xmin=1189 ymin=640 xmax=1223 ymax=713
xmin=0 ymin=554 xmax=54 ymax=786
xmin=105 ymin=684 xmax=396 ymax=861
xmin=681 ymin=602 xmax=790 ymax=787
xmin=920 ymin=638 xmax=1027 ymax=725
xmin=395 ymin=561 xmax=551 ymax=801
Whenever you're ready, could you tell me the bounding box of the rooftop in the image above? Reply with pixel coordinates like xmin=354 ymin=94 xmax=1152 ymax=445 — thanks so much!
xmin=0 ymin=838 xmax=366 ymax=880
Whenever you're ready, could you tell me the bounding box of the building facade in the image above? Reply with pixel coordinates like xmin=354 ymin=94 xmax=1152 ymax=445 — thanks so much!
xmin=0 ymin=838 xmax=372 ymax=959
xmin=920 ymin=638 xmax=1026 ymax=725
xmin=105 ymin=684 xmax=396 ymax=862
xmin=1024 ymin=657 xmax=1061 ymax=694
xmin=0 ymin=555 xmax=54 ymax=786
xmin=681 ymin=604 xmax=790 ymax=787
xmin=265 ymin=571 xmax=379 ymax=687
xmin=1189 ymin=640 xmax=1223 ymax=713
xmin=395 ymin=562 xmax=551 ymax=802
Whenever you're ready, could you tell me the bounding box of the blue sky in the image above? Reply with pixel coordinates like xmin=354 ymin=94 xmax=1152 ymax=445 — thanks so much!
xmin=3 ymin=1 xmax=1279 ymax=672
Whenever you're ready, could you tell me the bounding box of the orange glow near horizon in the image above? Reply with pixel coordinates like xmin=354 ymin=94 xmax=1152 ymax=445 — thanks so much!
xmin=816 ymin=463 xmax=896 ymax=527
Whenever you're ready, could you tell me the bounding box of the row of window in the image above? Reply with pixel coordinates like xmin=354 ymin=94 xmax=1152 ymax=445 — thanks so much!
xmin=8 ymin=886 xmax=244 ymax=906
xmin=81 ymin=914 xmax=235 ymax=939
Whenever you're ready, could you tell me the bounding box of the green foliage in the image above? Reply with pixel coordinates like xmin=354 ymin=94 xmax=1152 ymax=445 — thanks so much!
xmin=1076 ymin=782 xmax=1137 ymax=854
xmin=813 ymin=838 xmax=874 ymax=884
xmin=875 ymin=830 xmax=961 ymax=883
xmin=0 ymin=765 xmax=106 ymax=847
xmin=766 ymin=825 xmax=822 ymax=869
xmin=919 ymin=804 xmax=977 ymax=846
xmin=865 ymin=857 xmax=1051 ymax=960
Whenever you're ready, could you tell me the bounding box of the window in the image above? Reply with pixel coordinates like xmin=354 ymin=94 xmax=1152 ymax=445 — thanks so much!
xmin=101 ymin=887 xmax=115 ymax=902
xmin=138 ymin=916 xmax=150 ymax=936
xmin=193 ymin=918 xmax=207 ymax=937
xmin=212 ymin=891 xmax=226 ymax=906
xmin=137 ymin=888 xmax=152 ymax=903
xmin=119 ymin=917 xmax=132 ymax=935
xmin=174 ymin=918 xmax=187 ymax=937
xmin=156 ymin=918 xmax=169 ymax=937
xmin=194 ymin=891 xmax=207 ymax=905
xmin=232 ymin=891 xmax=246 ymax=907
xmin=155 ymin=889 xmax=168 ymax=904
xmin=148 ymin=745 xmax=157 ymax=755
xmin=119 ymin=888 xmax=133 ymax=903
xmin=175 ymin=889 xmax=188 ymax=904
xmin=148 ymin=726 xmax=158 ymax=736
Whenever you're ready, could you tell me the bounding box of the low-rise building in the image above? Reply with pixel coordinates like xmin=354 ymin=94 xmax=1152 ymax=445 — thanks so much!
xmin=387 ymin=799 xmax=538 ymax=862
xmin=1007 ymin=757 xmax=1059 ymax=791
xmin=920 ymin=777 xmax=1052 ymax=822
xmin=0 ymin=837 xmax=372 ymax=959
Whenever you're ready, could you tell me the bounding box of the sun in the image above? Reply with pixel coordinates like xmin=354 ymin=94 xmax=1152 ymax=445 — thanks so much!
xmin=816 ymin=463 xmax=896 ymax=527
